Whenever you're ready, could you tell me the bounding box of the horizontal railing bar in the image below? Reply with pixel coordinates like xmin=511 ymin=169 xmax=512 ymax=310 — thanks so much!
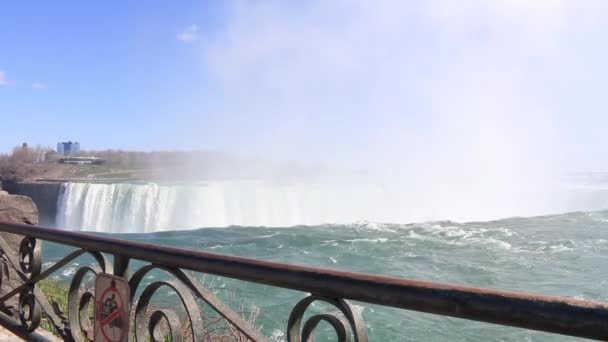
xmin=1 ymin=221 xmax=607 ymax=340
xmin=0 ymin=311 xmax=54 ymax=342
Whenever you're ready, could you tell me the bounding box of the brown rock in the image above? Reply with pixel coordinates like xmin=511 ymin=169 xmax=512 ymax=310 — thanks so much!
xmin=0 ymin=192 xmax=38 ymax=225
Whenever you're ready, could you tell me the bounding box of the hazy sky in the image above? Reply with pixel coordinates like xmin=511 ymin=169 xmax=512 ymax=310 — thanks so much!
xmin=1 ymin=1 xmax=607 ymax=172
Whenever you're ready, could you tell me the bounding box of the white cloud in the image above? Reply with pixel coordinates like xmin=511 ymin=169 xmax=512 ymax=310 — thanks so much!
xmin=32 ymin=82 xmax=47 ymax=89
xmin=176 ymin=25 xmax=200 ymax=42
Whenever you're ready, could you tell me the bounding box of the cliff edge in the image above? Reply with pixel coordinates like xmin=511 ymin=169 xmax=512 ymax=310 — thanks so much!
xmin=0 ymin=190 xmax=38 ymax=225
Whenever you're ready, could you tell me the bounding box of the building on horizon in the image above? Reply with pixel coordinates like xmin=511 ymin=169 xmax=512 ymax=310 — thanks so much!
xmin=57 ymin=141 xmax=80 ymax=156
xmin=58 ymin=156 xmax=105 ymax=165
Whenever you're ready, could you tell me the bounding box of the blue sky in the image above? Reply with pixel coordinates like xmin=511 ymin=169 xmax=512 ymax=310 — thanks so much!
xmin=0 ymin=1 xmax=223 ymax=151
xmin=1 ymin=1 xmax=608 ymax=172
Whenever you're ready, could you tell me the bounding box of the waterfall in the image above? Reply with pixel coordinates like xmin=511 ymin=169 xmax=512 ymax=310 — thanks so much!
xmin=55 ymin=181 xmax=385 ymax=232
xmin=55 ymin=178 xmax=608 ymax=233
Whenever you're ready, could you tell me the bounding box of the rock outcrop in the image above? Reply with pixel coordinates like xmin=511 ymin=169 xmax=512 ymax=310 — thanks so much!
xmin=0 ymin=191 xmax=39 ymax=315
xmin=0 ymin=191 xmax=39 ymax=225
xmin=1 ymin=182 xmax=61 ymax=225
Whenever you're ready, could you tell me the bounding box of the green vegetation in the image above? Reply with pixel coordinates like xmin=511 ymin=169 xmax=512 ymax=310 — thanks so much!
xmin=38 ymin=279 xmax=68 ymax=309
xmin=38 ymin=279 xmax=69 ymax=336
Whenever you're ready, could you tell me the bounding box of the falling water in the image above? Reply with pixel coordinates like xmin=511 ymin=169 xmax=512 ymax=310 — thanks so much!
xmin=55 ymin=181 xmax=386 ymax=232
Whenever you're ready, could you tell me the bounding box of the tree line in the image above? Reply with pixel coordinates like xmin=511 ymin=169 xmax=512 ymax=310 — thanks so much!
xmin=1 ymin=143 xmax=321 ymax=182
xmin=0 ymin=144 xmax=55 ymax=182
xmin=0 ymin=144 xmax=242 ymax=181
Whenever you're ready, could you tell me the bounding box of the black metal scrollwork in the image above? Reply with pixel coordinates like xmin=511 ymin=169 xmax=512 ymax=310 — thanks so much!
xmin=18 ymin=287 xmax=41 ymax=332
xmin=130 ymin=265 xmax=205 ymax=341
xmin=287 ymin=295 xmax=368 ymax=342
xmin=68 ymin=266 xmax=100 ymax=342
xmin=15 ymin=237 xmax=42 ymax=332
xmin=18 ymin=237 xmax=41 ymax=278
xmin=134 ymin=280 xmax=203 ymax=342
xmin=128 ymin=264 xmax=269 ymax=342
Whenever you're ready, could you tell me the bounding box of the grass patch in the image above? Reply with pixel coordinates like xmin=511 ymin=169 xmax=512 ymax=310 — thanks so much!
xmin=38 ymin=279 xmax=69 ymax=309
xmin=38 ymin=279 xmax=69 ymax=335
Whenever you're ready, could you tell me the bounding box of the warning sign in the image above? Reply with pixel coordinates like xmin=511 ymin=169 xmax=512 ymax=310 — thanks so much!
xmin=94 ymin=273 xmax=130 ymax=342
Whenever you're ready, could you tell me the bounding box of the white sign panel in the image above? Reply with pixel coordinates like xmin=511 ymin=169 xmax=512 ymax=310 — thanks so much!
xmin=94 ymin=273 xmax=130 ymax=342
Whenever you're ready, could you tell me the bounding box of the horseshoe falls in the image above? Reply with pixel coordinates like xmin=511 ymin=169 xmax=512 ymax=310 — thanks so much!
xmin=55 ymin=179 xmax=608 ymax=233
xmin=55 ymin=181 xmax=387 ymax=232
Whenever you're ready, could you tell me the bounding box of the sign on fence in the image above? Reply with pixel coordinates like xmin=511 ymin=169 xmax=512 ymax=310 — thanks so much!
xmin=94 ymin=273 xmax=130 ymax=342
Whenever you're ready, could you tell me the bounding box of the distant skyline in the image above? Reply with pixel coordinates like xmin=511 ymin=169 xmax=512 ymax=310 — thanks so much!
xmin=1 ymin=1 xmax=608 ymax=172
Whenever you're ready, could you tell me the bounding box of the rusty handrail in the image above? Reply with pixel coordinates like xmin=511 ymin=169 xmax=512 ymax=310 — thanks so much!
xmin=0 ymin=221 xmax=607 ymax=340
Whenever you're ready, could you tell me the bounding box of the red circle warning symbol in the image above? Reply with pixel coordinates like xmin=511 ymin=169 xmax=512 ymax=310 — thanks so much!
xmin=95 ymin=274 xmax=130 ymax=342
xmin=97 ymin=285 xmax=125 ymax=342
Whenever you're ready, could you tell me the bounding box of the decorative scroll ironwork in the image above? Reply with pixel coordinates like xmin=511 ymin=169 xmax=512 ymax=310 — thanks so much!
xmin=288 ymin=296 xmax=367 ymax=342
xmin=0 ymin=234 xmax=291 ymax=341
xmin=68 ymin=265 xmax=102 ymax=341
xmin=19 ymin=237 xmax=41 ymax=278
xmin=0 ymin=221 xmax=607 ymax=341
xmin=18 ymin=287 xmax=41 ymax=332
xmin=134 ymin=279 xmax=202 ymax=342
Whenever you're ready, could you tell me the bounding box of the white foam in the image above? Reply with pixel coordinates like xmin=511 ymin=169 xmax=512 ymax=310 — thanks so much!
xmin=61 ymin=267 xmax=76 ymax=277
xmin=344 ymin=238 xmax=388 ymax=243
xmin=269 ymin=329 xmax=285 ymax=342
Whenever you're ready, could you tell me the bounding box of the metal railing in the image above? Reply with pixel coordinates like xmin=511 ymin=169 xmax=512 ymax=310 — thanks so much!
xmin=0 ymin=221 xmax=606 ymax=341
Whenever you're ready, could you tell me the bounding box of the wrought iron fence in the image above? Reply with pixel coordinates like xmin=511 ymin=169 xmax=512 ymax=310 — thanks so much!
xmin=0 ymin=221 xmax=606 ymax=341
